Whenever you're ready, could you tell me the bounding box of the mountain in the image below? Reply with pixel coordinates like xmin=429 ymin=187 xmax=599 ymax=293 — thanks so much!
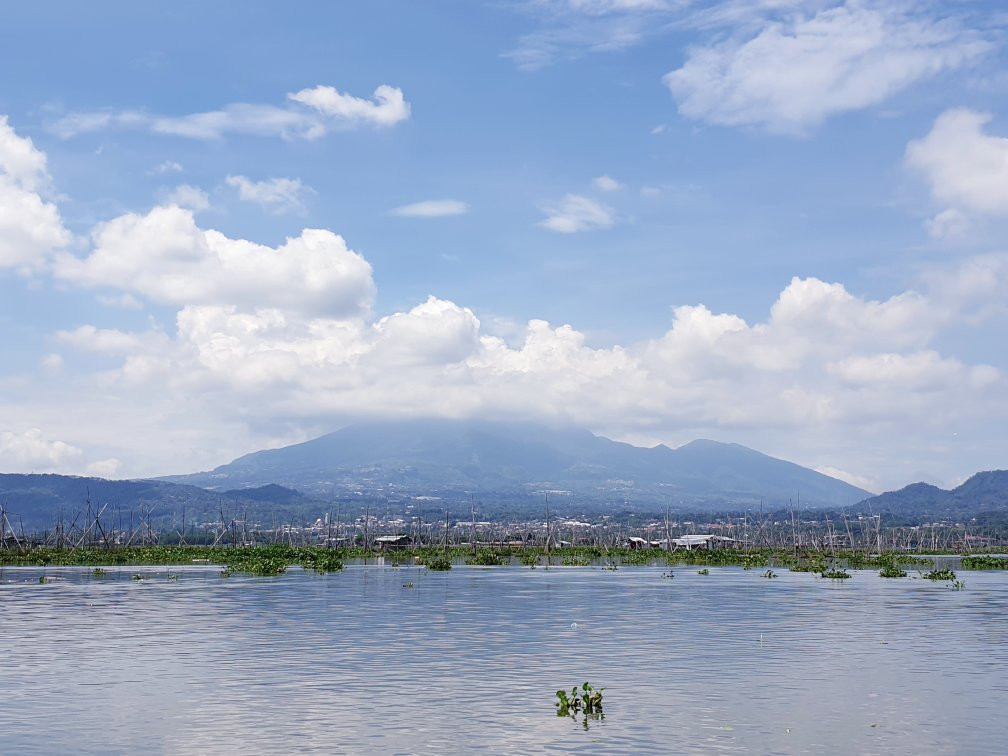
xmin=161 ymin=418 xmax=870 ymax=508
xmin=0 ymin=474 xmax=318 ymax=533
xmin=859 ymin=470 xmax=1008 ymax=519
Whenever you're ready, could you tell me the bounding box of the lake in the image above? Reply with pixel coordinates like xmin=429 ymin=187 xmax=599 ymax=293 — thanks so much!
xmin=2 ymin=562 xmax=1006 ymax=754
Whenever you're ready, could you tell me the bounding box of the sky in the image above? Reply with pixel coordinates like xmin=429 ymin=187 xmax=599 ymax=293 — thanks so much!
xmin=0 ymin=0 xmax=1006 ymax=493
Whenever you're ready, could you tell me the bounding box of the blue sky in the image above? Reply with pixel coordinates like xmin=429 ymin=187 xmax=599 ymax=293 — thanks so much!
xmin=1 ymin=0 xmax=1006 ymax=492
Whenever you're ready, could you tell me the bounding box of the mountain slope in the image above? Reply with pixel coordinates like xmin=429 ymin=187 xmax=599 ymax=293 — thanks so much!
xmin=860 ymin=471 xmax=1008 ymax=517
xmin=162 ymin=418 xmax=870 ymax=507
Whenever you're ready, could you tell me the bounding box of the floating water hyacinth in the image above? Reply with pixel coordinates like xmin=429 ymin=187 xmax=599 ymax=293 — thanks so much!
xmin=555 ymin=682 xmax=604 ymax=719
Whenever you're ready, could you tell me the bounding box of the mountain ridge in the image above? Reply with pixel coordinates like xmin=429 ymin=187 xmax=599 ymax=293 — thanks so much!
xmin=160 ymin=418 xmax=871 ymax=507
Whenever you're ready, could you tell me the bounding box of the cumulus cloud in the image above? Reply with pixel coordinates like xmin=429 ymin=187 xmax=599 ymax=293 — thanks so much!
xmin=226 ymin=175 xmax=311 ymax=214
xmin=391 ymin=199 xmax=469 ymax=218
xmin=664 ymin=3 xmax=990 ymax=134
xmin=593 ymin=174 xmax=621 ymax=191
xmin=54 ymin=205 xmax=375 ymax=318
xmin=162 ymin=183 xmax=210 ymax=212
xmin=905 ymin=108 xmax=1008 ymax=216
xmin=0 ymin=116 xmax=71 ymax=268
xmin=0 ymin=428 xmax=83 ymax=472
xmin=43 ymin=250 xmax=1006 ymax=489
xmin=538 ymin=194 xmax=615 ymax=232
xmin=49 ymin=84 xmax=410 ymax=140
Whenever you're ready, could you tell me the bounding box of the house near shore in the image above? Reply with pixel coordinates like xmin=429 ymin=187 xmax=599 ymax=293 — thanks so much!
xmin=625 ymin=534 xmax=738 ymax=550
xmin=671 ymin=534 xmax=737 ymax=550
xmin=374 ymin=534 xmax=412 ymax=550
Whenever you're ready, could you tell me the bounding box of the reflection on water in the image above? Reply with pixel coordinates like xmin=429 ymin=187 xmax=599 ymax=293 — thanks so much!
xmin=2 ymin=564 xmax=1006 ymax=754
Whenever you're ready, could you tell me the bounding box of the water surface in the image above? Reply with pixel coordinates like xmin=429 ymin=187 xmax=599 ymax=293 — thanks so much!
xmin=2 ymin=564 xmax=1006 ymax=754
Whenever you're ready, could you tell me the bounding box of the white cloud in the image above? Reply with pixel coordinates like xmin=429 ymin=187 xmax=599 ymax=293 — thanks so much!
xmin=162 ymin=183 xmax=210 ymax=212
xmin=40 ymin=353 xmax=64 ymax=372
xmin=925 ymin=208 xmax=969 ymax=241
xmin=566 ymin=0 xmax=670 ymax=12
xmin=664 ymin=3 xmax=990 ymax=134
xmin=538 ymin=194 xmax=615 ymax=232
xmin=49 ymin=83 xmax=410 ymax=141
xmin=54 ymin=205 xmax=375 ymax=318
xmin=86 ymin=458 xmax=122 ymax=478
xmin=0 ymin=116 xmax=71 ymax=268
xmin=391 ymin=199 xmax=469 ymax=218
xmin=39 ymin=250 xmax=1007 ymax=490
xmin=905 ymin=108 xmax=1008 ymax=216
xmin=506 ymin=0 xmax=672 ymax=69
xmin=4 ymin=113 xmax=1007 ymax=488
xmin=153 ymin=160 xmax=183 ymax=174
xmin=593 ymin=174 xmax=621 ymax=191
xmin=226 ymin=175 xmax=311 ymax=214
xmin=57 ymin=325 xmax=151 ymax=355
xmin=0 ymin=115 xmax=50 ymax=191
xmin=814 ymin=465 xmax=879 ymax=493
xmin=0 ymin=428 xmax=83 ymax=472
xmin=288 ymin=84 xmax=410 ymax=127
xmin=97 ymin=292 xmax=144 ymax=310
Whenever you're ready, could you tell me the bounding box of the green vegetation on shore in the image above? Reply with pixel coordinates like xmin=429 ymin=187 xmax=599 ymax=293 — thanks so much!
xmin=1 ymin=543 xmax=1001 ymax=577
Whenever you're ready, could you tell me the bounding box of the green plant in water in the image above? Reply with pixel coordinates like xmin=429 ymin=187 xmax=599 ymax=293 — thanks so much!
xmin=91 ymin=568 xmax=106 ymax=578
xmin=697 ymin=568 xmax=709 ymax=575
xmin=821 ymin=568 xmax=851 ymax=580
xmin=762 ymin=569 xmax=777 ymax=579
xmin=38 ymin=575 xmax=48 ymax=584
xmin=519 ymin=550 xmax=541 ymax=568
xmin=467 ymin=548 xmax=510 ymax=566
xmin=424 ymin=556 xmax=452 ymax=571
xmin=951 ymin=579 xmax=966 ymax=590
xmin=555 ymin=682 xmax=604 ymax=718
xmin=131 ymin=573 xmax=144 ymax=581
xmin=961 ymin=555 xmax=1008 ymax=570
xmin=167 ymin=573 xmax=179 ymax=581
xmin=299 ymin=550 xmax=344 ymax=574
xmin=923 ymin=568 xmax=957 ymax=581
xmin=879 ymin=563 xmax=907 ymax=578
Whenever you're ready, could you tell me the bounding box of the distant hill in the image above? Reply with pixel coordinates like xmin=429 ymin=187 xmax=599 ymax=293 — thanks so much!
xmin=161 ymin=418 xmax=870 ymax=508
xmin=222 ymin=483 xmax=305 ymax=504
xmin=859 ymin=470 xmax=1008 ymax=518
xmin=0 ymin=474 xmax=317 ymax=533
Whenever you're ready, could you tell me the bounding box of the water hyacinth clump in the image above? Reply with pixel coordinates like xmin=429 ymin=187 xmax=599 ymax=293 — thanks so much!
xmin=555 ymin=682 xmax=604 ymax=719
xmin=879 ymin=563 xmax=908 ymax=578
xmin=923 ymin=568 xmax=957 ymax=581
xmin=961 ymin=555 xmax=1008 ymax=570
xmin=467 ymin=548 xmax=510 ymax=566
xmin=922 ymin=568 xmax=964 ymax=588
xmin=423 ymin=556 xmax=452 ymax=571
xmin=821 ymin=568 xmax=851 ymax=580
